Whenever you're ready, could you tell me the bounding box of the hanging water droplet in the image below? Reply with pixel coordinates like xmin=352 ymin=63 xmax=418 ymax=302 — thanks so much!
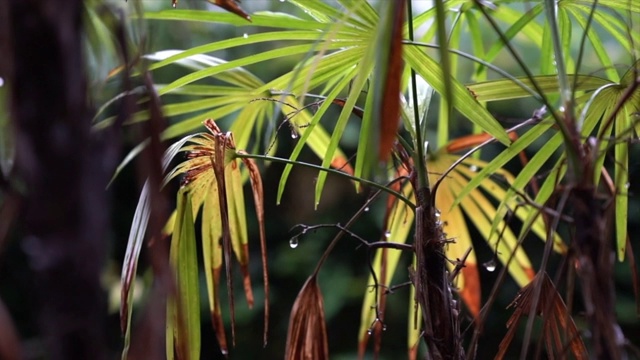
xmin=483 ymin=260 xmax=496 ymax=272
xmin=367 ymin=329 xmax=372 ymax=335
xmin=290 ymin=131 xmax=298 ymax=139
xmin=0 ymin=77 xmax=4 ymax=87
xmin=243 ymin=33 xmax=249 ymax=39
xmin=469 ymin=165 xmax=479 ymax=172
xmin=435 ymin=209 xmax=441 ymax=217
xmin=384 ymin=230 xmax=391 ymax=238
xmin=364 ymin=207 xmax=370 ymax=212
xmin=289 ymin=237 xmax=299 ymax=249
xmin=625 ymin=182 xmax=630 ymax=189
xmin=279 ymin=0 xmax=286 ymax=2
xmin=172 ymin=1 xmax=177 ymax=8
xmin=382 ymin=324 xmax=387 ymax=331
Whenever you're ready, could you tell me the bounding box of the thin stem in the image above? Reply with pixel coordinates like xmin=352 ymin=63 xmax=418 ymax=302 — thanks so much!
xmin=403 ymin=40 xmax=542 ymax=102
xmin=571 ymin=0 xmax=599 ymax=110
xmin=434 ymin=0 xmax=453 ymax=152
xmin=407 ymin=0 xmax=429 ymax=190
xmin=545 ymin=0 xmax=572 ymax=115
xmin=235 ymin=152 xmax=415 ymax=209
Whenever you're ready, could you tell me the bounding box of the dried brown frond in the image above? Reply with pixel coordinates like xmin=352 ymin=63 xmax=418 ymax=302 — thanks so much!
xmin=496 ymin=273 xmax=588 ymax=359
xmin=285 ymin=276 xmax=329 ymax=360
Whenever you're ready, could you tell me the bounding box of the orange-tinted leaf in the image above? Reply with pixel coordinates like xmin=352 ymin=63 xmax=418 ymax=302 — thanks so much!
xmin=331 ymin=99 xmax=364 ymax=118
xmin=206 ymin=0 xmax=251 ymax=22
xmin=445 ymin=131 xmax=520 ymax=154
xmin=285 ymin=276 xmax=329 ymax=360
xmin=445 ymin=133 xmax=493 ymax=153
xmin=459 ymin=264 xmax=481 ymax=317
xmin=378 ymin=0 xmax=405 ymax=162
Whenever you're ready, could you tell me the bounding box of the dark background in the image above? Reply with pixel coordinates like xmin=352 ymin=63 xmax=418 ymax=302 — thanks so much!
xmin=0 ymin=1 xmax=638 ymax=359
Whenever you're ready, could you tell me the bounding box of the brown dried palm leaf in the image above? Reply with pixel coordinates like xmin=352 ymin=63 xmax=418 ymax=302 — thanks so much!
xmin=496 ymin=272 xmax=588 ymax=359
xmin=285 ymin=275 xmax=329 ymax=360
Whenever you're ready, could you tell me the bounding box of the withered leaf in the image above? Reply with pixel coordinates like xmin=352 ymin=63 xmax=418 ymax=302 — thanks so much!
xmin=496 ymin=273 xmax=588 ymax=359
xmin=285 ymin=276 xmax=329 ymax=360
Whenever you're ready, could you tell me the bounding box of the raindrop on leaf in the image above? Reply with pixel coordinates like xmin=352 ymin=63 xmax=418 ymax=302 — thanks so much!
xmin=384 ymin=230 xmax=391 ymax=238
xmin=243 ymin=33 xmax=249 ymax=39
xmin=483 ymin=260 xmax=496 ymax=272
xmin=469 ymin=165 xmax=478 ymax=172
xmin=289 ymin=237 xmax=299 ymax=249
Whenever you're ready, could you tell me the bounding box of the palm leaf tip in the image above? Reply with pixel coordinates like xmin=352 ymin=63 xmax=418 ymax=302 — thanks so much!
xmin=285 ymin=276 xmax=329 ymax=360
xmin=207 ymin=0 xmax=251 ymax=22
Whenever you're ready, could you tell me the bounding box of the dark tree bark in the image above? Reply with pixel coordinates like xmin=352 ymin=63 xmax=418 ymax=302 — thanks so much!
xmin=6 ymin=0 xmax=111 ymax=358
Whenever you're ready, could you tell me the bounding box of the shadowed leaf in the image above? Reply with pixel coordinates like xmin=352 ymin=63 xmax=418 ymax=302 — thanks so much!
xmin=166 ymin=190 xmax=201 ymax=360
xmin=496 ymin=273 xmax=588 ymax=359
xmin=121 ymin=135 xmax=198 ymax=358
xmin=285 ymin=276 xmax=329 ymax=360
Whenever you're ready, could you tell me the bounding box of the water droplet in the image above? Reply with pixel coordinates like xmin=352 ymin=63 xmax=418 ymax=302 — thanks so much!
xmin=367 ymin=329 xmax=372 ymax=335
xmin=435 ymin=209 xmax=441 ymax=217
xmin=469 ymin=165 xmax=478 ymax=172
xmin=243 ymin=33 xmax=249 ymax=39
xmin=172 ymin=1 xmax=177 ymax=8
xmin=289 ymin=237 xmax=299 ymax=249
xmin=483 ymin=260 xmax=496 ymax=272
xmin=290 ymin=131 xmax=298 ymax=139
xmin=382 ymin=324 xmax=387 ymax=331
xmin=364 ymin=207 xmax=370 ymax=212
xmin=279 ymin=0 xmax=285 ymax=2
xmin=0 ymin=77 xmax=4 ymax=87
xmin=384 ymin=230 xmax=391 ymax=239
xmin=625 ymin=182 xmax=630 ymax=189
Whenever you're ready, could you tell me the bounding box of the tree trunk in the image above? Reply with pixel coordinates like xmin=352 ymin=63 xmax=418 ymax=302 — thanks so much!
xmin=7 ymin=0 xmax=111 ymax=358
